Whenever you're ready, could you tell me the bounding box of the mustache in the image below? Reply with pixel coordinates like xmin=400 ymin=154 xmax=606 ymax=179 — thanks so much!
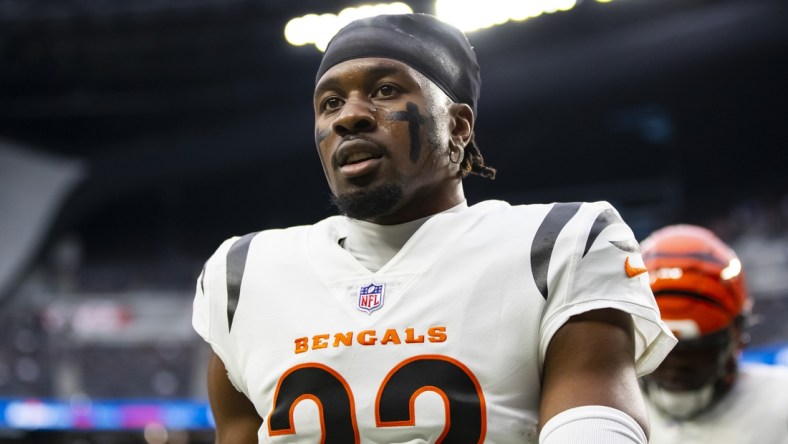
xmin=331 ymin=134 xmax=388 ymax=170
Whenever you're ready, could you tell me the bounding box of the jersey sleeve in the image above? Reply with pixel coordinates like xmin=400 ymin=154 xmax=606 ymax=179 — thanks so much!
xmin=538 ymin=201 xmax=676 ymax=377
xmin=192 ymin=236 xmax=249 ymax=394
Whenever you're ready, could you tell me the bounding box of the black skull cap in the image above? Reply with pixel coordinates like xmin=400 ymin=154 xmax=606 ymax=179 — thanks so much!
xmin=316 ymin=13 xmax=481 ymax=115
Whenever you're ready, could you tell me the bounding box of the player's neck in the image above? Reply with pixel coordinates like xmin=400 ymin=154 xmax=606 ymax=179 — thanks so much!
xmin=342 ymin=200 xmax=467 ymax=272
xmin=365 ymin=182 xmax=466 ymax=225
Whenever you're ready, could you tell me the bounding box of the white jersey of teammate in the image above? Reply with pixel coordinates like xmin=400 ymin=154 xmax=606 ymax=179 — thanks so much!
xmin=647 ymin=363 xmax=788 ymax=444
xmin=193 ymin=200 xmax=675 ymax=443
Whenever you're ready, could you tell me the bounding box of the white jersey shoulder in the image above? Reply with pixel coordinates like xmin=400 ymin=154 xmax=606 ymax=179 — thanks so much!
xmin=192 ymin=200 xmax=673 ymax=443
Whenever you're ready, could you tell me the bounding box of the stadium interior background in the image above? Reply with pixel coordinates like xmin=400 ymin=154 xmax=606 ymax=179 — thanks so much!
xmin=1 ymin=0 xmax=787 ymax=442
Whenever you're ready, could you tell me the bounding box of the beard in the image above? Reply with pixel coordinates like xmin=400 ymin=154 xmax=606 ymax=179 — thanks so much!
xmin=330 ymin=182 xmax=404 ymax=220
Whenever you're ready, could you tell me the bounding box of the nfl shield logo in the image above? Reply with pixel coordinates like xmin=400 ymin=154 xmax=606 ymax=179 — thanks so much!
xmin=357 ymin=282 xmax=385 ymax=314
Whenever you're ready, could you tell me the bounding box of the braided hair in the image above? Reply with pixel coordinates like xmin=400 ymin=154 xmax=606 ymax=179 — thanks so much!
xmin=460 ymin=134 xmax=496 ymax=179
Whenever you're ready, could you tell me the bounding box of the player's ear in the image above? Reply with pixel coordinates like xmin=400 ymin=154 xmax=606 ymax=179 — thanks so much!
xmin=448 ymin=103 xmax=474 ymax=149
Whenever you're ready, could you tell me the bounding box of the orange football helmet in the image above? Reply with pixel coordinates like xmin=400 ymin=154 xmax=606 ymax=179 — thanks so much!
xmin=640 ymin=224 xmax=750 ymax=339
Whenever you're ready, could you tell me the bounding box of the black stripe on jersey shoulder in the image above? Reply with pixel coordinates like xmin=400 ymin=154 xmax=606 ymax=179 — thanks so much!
xmin=531 ymin=202 xmax=582 ymax=300
xmin=582 ymin=208 xmax=624 ymax=258
xmin=609 ymin=239 xmax=639 ymax=253
xmin=199 ymin=260 xmax=208 ymax=294
xmin=226 ymin=232 xmax=258 ymax=332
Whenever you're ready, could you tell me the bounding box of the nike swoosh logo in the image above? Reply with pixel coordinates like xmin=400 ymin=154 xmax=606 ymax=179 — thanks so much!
xmin=625 ymin=257 xmax=648 ymax=278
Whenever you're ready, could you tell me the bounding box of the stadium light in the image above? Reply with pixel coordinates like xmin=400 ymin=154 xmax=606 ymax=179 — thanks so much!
xmin=284 ymin=0 xmax=582 ymax=51
xmin=284 ymin=2 xmax=413 ymax=51
xmin=435 ymin=0 xmax=577 ymax=32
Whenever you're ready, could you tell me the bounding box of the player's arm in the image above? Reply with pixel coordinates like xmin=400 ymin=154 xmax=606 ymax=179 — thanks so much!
xmin=539 ymin=308 xmax=649 ymax=443
xmin=207 ymin=351 xmax=262 ymax=444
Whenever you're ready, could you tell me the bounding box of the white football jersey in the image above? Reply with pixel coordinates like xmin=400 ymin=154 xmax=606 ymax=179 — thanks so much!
xmin=647 ymin=363 xmax=788 ymax=444
xmin=193 ymin=200 xmax=675 ymax=443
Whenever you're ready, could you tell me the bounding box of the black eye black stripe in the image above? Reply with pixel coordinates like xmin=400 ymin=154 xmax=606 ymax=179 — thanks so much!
xmin=387 ymin=102 xmax=426 ymax=163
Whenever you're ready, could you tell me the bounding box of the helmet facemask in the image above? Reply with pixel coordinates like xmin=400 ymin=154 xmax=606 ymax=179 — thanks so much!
xmin=643 ymin=323 xmax=742 ymax=419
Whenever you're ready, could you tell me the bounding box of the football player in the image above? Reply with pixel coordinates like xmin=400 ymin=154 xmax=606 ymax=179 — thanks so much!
xmin=641 ymin=224 xmax=788 ymax=443
xmin=193 ymin=13 xmax=676 ymax=443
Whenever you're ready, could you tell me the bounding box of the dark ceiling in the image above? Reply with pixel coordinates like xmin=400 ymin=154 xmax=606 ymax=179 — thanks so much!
xmin=1 ymin=0 xmax=787 ymax=262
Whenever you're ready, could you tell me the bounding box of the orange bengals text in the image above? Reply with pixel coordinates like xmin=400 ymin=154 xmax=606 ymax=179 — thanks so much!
xmin=294 ymin=326 xmax=447 ymax=354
